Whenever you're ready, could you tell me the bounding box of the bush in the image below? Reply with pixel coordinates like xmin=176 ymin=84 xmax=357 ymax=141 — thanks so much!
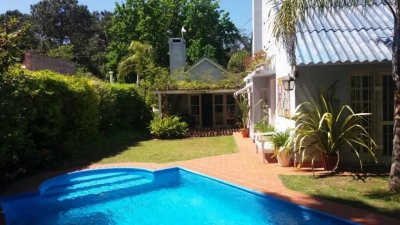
xmin=0 ymin=68 xmax=151 ymax=178
xmin=149 ymin=114 xmax=188 ymax=139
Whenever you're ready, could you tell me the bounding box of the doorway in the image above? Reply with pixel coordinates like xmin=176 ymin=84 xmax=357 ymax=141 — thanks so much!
xmin=202 ymin=94 xmax=213 ymax=127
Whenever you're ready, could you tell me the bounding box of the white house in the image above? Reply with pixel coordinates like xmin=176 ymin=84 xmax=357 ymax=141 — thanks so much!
xmin=241 ymin=0 xmax=393 ymax=165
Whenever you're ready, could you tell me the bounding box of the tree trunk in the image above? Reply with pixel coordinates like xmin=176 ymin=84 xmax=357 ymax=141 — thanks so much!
xmin=136 ymin=73 xmax=140 ymax=87
xmin=389 ymin=1 xmax=400 ymax=193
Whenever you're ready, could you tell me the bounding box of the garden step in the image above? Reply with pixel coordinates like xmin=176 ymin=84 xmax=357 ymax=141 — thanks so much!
xmin=42 ymin=173 xmax=146 ymax=197
xmin=52 ymin=177 xmax=154 ymax=201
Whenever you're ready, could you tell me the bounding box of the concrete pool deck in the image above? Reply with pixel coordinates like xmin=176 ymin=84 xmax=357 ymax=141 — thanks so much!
xmin=1 ymin=132 xmax=399 ymax=225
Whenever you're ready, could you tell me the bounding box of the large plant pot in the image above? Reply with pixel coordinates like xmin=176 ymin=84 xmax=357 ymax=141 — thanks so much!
xmin=277 ymin=154 xmax=292 ymax=167
xmin=240 ymin=128 xmax=249 ymax=138
xmin=321 ymin=154 xmax=338 ymax=171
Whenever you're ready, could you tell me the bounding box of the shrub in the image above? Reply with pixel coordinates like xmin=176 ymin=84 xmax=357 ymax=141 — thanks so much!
xmin=149 ymin=114 xmax=188 ymax=139
xmin=0 ymin=68 xmax=151 ymax=178
xmin=290 ymin=92 xmax=377 ymax=170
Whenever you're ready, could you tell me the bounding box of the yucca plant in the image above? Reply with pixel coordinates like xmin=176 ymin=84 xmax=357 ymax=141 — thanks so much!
xmin=291 ymin=93 xmax=377 ymax=171
xmin=271 ymin=131 xmax=291 ymax=156
xmin=235 ymin=94 xmax=250 ymax=129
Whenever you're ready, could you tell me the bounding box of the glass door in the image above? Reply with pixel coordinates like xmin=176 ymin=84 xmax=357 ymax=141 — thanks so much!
xmin=350 ymin=74 xmax=374 ymax=162
xmin=226 ymin=95 xmax=236 ymax=126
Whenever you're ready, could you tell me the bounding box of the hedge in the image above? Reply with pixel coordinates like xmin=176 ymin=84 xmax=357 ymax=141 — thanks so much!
xmin=0 ymin=69 xmax=150 ymax=177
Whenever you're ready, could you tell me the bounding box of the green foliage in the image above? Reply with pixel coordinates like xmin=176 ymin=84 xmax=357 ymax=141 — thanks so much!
xmin=290 ymin=92 xmax=377 ymax=170
xmin=118 ymin=41 xmax=154 ymax=83
xmin=0 ymin=10 xmax=40 ymax=53
xmin=0 ymin=68 xmax=150 ymax=177
xmin=236 ymin=95 xmax=250 ymax=129
xmin=254 ymin=121 xmax=275 ymax=133
xmin=271 ymin=131 xmax=292 ymax=156
xmin=228 ymin=50 xmax=249 ymax=73
xmin=0 ymin=18 xmax=26 ymax=73
xmin=149 ymin=114 xmax=188 ymax=139
xmin=29 ymin=1 xmax=113 ymax=77
xmin=47 ymin=44 xmax=74 ymax=60
xmin=107 ymin=0 xmax=240 ymax=71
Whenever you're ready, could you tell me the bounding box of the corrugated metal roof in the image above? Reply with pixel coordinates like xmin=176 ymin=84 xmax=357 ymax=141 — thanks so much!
xmin=296 ymin=3 xmax=393 ymax=66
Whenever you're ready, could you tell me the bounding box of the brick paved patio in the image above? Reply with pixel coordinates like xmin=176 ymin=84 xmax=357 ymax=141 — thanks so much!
xmin=1 ymin=132 xmax=399 ymax=225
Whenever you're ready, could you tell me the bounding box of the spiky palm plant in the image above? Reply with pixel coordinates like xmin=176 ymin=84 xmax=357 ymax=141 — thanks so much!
xmin=290 ymin=93 xmax=377 ymax=170
xmin=236 ymin=94 xmax=250 ymax=129
xmin=118 ymin=41 xmax=154 ymax=85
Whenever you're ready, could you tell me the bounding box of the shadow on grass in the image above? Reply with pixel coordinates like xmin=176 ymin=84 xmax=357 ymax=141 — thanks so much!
xmin=0 ymin=130 xmax=149 ymax=196
xmin=308 ymin=193 xmax=400 ymax=219
xmin=67 ymin=130 xmax=150 ymax=164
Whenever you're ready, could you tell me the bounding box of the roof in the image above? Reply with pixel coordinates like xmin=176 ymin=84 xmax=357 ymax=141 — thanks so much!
xmin=187 ymin=57 xmax=228 ymax=74
xmin=296 ymin=2 xmax=393 ymax=66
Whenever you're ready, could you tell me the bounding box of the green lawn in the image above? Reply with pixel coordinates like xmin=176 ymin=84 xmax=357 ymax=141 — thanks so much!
xmin=280 ymin=175 xmax=400 ymax=218
xmin=73 ymin=133 xmax=238 ymax=164
xmin=99 ymin=136 xmax=237 ymax=163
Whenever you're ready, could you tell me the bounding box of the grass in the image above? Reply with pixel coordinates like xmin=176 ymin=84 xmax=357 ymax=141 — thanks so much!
xmin=280 ymin=175 xmax=400 ymax=218
xmin=70 ymin=132 xmax=238 ymax=164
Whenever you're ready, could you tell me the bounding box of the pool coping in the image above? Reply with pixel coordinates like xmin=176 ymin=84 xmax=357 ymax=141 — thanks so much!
xmin=1 ymin=166 xmax=359 ymax=225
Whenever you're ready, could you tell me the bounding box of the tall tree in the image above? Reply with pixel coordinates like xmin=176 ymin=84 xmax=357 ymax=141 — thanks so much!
xmin=118 ymin=41 xmax=154 ymax=84
xmin=31 ymin=0 xmax=93 ymax=47
xmin=0 ymin=18 xmax=26 ymax=73
xmin=107 ymin=0 xmax=240 ymax=72
xmin=0 ymin=10 xmax=39 ymax=52
xmin=272 ymin=0 xmax=400 ymax=193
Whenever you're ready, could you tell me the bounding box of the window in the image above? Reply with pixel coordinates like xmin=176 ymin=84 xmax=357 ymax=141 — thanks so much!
xmin=190 ymin=95 xmax=200 ymax=127
xmin=226 ymin=95 xmax=236 ymax=126
xmin=351 ymin=74 xmax=373 ymax=153
xmin=214 ymin=95 xmax=224 ymax=126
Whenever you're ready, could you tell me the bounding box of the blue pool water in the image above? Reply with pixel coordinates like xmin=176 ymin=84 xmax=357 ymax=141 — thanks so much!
xmin=1 ymin=168 xmax=358 ymax=225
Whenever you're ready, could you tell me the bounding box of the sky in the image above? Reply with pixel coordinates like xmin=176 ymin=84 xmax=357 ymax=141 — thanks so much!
xmin=0 ymin=0 xmax=252 ymax=32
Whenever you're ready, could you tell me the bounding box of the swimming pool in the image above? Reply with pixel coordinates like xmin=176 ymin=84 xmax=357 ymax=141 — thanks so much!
xmin=1 ymin=167 xmax=358 ymax=225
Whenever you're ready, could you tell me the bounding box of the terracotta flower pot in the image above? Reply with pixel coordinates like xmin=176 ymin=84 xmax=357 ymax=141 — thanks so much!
xmin=240 ymin=128 xmax=249 ymax=138
xmin=321 ymin=154 xmax=338 ymax=171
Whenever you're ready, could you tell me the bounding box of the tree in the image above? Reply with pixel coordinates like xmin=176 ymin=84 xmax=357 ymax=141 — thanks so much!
xmin=107 ymin=0 xmax=240 ymax=72
xmin=228 ymin=50 xmax=249 ymax=73
xmin=0 ymin=10 xmax=39 ymax=52
xmin=118 ymin=41 xmax=154 ymax=84
xmin=31 ymin=0 xmax=93 ymax=47
xmin=272 ymin=0 xmax=400 ymax=193
xmin=0 ymin=19 xmax=26 ymax=73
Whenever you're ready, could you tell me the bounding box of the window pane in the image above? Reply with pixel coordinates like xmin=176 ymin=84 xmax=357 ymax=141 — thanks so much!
xmin=191 ymin=106 xmax=199 ymax=115
xmin=215 ymin=95 xmax=223 ymax=104
xmin=227 ymin=95 xmax=235 ymax=104
xmin=215 ymin=105 xmax=223 ymax=113
xmin=191 ymin=96 xmax=199 ymax=105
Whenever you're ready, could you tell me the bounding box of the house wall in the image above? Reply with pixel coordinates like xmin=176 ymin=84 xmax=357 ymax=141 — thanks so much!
xmin=276 ymin=63 xmax=392 ymax=164
xmin=189 ymin=60 xmax=225 ymax=81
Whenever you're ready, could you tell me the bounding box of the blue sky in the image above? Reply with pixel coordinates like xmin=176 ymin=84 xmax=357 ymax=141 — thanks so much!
xmin=0 ymin=0 xmax=252 ymax=32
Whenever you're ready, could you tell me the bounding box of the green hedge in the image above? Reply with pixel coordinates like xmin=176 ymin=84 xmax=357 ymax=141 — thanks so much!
xmin=0 ymin=69 xmax=150 ymax=176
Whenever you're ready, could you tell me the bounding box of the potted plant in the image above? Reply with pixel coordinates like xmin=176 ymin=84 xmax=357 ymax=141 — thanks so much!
xmin=236 ymin=94 xmax=251 ymax=138
xmin=290 ymin=92 xmax=377 ymax=171
xmin=271 ymin=131 xmax=292 ymax=167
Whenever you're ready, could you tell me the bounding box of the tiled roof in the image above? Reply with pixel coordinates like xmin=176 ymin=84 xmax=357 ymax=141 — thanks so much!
xmin=296 ymin=2 xmax=393 ymax=65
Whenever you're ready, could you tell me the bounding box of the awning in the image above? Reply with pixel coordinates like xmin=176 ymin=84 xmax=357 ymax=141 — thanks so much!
xmin=234 ymin=85 xmax=252 ymax=97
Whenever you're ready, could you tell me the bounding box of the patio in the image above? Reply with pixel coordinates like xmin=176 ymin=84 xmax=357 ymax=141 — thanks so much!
xmin=1 ymin=132 xmax=399 ymax=225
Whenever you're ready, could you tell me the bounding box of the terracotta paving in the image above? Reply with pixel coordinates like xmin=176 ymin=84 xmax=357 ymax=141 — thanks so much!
xmin=1 ymin=132 xmax=399 ymax=225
